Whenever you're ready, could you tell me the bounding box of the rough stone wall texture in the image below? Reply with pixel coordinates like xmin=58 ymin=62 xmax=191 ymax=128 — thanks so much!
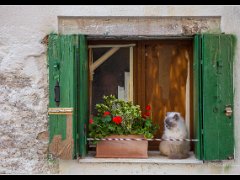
xmin=0 ymin=5 xmax=240 ymax=174
xmin=0 ymin=6 xmax=58 ymax=174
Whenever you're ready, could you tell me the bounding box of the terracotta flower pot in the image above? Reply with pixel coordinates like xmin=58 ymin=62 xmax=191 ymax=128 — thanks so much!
xmin=96 ymin=135 xmax=148 ymax=158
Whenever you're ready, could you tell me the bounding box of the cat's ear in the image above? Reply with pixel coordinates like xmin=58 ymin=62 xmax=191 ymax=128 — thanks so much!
xmin=173 ymin=114 xmax=179 ymax=121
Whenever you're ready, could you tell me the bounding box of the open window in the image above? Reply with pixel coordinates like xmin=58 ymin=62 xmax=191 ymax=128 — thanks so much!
xmin=47 ymin=34 xmax=235 ymax=161
xmin=88 ymin=40 xmax=194 ymax=153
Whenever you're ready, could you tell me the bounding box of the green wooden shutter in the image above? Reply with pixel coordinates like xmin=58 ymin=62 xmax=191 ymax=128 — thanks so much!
xmin=77 ymin=35 xmax=89 ymax=158
xmin=48 ymin=34 xmax=89 ymax=159
xmin=193 ymin=35 xmax=203 ymax=160
xmin=194 ymin=34 xmax=235 ymax=161
xmin=48 ymin=34 xmax=78 ymax=160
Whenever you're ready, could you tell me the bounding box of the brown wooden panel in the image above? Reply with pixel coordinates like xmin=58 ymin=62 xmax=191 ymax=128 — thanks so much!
xmin=141 ymin=40 xmax=193 ymax=150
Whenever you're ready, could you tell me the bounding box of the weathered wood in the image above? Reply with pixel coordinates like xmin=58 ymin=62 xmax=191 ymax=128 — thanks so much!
xmin=48 ymin=108 xmax=73 ymax=115
xmin=49 ymin=114 xmax=74 ymax=160
xmin=88 ymin=44 xmax=135 ymax=48
xmin=193 ymin=35 xmax=203 ymax=160
xmin=89 ymin=48 xmax=93 ymax=116
xmin=48 ymin=34 xmax=78 ymax=159
xmin=78 ymin=35 xmax=89 ymax=157
xmin=201 ymin=34 xmax=234 ymax=160
xmin=135 ymin=40 xmax=193 ymax=150
xmin=135 ymin=41 xmax=146 ymax=110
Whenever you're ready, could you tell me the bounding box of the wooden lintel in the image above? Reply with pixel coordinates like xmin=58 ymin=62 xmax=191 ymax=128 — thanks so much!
xmin=88 ymin=44 xmax=136 ymax=48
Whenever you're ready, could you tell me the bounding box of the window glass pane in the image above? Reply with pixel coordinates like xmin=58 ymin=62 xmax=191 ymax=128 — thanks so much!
xmin=91 ymin=47 xmax=130 ymax=115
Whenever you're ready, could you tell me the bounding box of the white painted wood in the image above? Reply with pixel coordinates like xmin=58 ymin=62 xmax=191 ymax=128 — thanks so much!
xmin=118 ymin=86 xmax=125 ymax=100
xmin=129 ymin=47 xmax=133 ymax=102
xmin=88 ymin=44 xmax=136 ymax=48
xmin=124 ymin=72 xmax=130 ymax=101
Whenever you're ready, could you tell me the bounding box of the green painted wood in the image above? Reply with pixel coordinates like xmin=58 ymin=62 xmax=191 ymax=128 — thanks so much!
xmin=48 ymin=34 xmax=64 ymax=142
xmin=48 ymin=34 xmax=78 ymax=159
xmin=73 ymin=36 xmax=78 ymax=158
xmin=193 ymin=35 xmax=203 ymax=160
xmin=202 ymin=34 xmax=234 ymax=160
xmin=77 ymin=35 xmax=89 ymax=157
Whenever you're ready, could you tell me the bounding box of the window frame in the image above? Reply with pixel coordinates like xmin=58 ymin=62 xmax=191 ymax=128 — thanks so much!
xmin=86 ymin=38 xmax=196 ymax=154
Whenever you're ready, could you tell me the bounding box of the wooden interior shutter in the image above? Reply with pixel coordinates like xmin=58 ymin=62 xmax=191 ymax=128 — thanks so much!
xmin=48 ymin=34 xmax=78 ymax=160
xmin=194 ymin=34 xmax=235 ymax=160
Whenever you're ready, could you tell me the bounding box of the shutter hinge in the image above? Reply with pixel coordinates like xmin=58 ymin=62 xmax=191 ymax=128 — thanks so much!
xmin=201 ymin=129 xmax=204 ymax=135
xmin=76 ymin=133 xmax=79 ymax=140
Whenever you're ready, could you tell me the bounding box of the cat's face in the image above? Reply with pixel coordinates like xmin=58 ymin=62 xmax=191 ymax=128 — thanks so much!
xmin=164 ymin=112 xmax=181 ymax=130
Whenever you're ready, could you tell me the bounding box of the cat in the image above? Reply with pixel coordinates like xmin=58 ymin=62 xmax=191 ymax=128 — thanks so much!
xmin=159 ymin=112 xmax=190 ymax=159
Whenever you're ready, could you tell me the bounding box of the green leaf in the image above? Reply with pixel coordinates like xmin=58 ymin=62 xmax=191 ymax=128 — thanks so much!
xmin=102 ymin=115 xmax=112 ymax=123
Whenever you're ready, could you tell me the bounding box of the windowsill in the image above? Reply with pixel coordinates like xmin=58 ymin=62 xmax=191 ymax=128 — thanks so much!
xmin=78 ymin=151 xmax=203 ymax=164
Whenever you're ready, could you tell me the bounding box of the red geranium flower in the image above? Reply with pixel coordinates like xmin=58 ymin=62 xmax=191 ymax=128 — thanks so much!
xmin=145 ymin=111 xmax=150 ymax=117
xmin=112 ymin=116 xmax=122 ymax=125
xmin=146 ymin=105 xmax=151 ymax=111
xmin=89 ymin=119 xmax=94 ymax=124
xmin=103 ymin=111 xmax=111 ymax=117
xmin=142 ymin=115 xmax=146 ymax=119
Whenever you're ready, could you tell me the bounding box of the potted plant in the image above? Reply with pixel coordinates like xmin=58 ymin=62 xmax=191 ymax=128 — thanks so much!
xmin=89 ymin=95 xmax=158 ymax=158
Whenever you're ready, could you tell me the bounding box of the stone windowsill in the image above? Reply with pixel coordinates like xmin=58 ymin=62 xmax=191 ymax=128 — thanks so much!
xmin=78 ymin=151 xmax=203 ymax=164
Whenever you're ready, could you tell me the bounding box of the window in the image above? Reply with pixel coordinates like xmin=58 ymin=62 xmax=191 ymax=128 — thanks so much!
xmin=47 ymin=34 xmax=235 ymax=161
xmin=88 ymin=43 xmax=134 ymax=116
xmin=88 ymin=40 xmax=194 ymax=152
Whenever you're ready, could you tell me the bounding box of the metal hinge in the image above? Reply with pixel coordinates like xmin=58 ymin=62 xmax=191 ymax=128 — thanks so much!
xmin=225 ymin=105 xmax=233 ymax=117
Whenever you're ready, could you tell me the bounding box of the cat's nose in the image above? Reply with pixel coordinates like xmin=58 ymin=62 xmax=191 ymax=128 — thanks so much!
xmin=165 ymin=119 xmax=170 ymax=125
xmin=165 ymin=119 xmax=172 ymax=128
